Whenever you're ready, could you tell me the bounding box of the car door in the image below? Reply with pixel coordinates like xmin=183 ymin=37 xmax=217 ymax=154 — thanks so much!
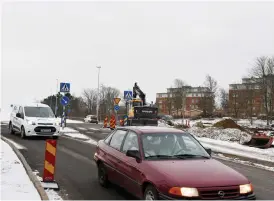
xmin=118 ymin=131 xmax=143 ymax=197
xmin=104 ymin=129 xmax=128 ymax=186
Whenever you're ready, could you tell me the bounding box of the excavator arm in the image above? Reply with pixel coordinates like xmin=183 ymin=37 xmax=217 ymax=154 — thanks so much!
xmin=133 ymin=82 xmax=146 ymax=105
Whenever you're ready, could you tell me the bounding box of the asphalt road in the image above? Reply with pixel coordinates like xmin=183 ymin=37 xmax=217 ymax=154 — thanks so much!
xmin=1 ymin=121 xmax=274 ymax=200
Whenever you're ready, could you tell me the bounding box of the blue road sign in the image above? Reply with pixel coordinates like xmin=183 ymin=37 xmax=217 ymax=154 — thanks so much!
xmin=60 ymin=96 xmax=70 ymax=106
xmin=114 ymin=105 xmax=120 ymax=111
xmin=60 ymin=82 xmax=70 ymax=93
xmin=124 ymin=91 xmax=133 ymax=101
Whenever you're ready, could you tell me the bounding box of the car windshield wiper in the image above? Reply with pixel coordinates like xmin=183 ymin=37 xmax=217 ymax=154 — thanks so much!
xmin=145 ymin=155 xmax=173 ymax=159
xmin=173 ymin=154 xmax=210 ymax=159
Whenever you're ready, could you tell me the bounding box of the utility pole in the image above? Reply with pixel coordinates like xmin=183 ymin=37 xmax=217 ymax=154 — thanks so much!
xmin=96 ymin=66 xmax=101 ymax=123
xmin=55 ymin=79 xmax=58 ymax=116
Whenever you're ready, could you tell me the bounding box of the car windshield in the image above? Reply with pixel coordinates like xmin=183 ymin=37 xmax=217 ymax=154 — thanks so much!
xmin=141 ymin=132 xmax=210 ymax=160
xmin=24 ymin=107 xmax=55 ymax=118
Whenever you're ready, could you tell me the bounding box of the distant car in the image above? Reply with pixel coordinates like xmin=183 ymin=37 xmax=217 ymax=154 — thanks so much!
xmin=84 ymin=115 xmax=98 ymax=124
xmin=94 ymin=126 xmax=256 ymax=200
xmin=9 ymin=103 xmax=60 ymax=139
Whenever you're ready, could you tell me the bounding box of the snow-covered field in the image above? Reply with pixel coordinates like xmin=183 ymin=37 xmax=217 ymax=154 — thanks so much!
xmin=1 ymin=139 xmax=41 ymax=200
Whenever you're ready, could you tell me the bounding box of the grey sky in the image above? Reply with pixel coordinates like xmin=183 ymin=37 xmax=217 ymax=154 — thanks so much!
xmin=1 ymin=1 xmax=274 ymax=113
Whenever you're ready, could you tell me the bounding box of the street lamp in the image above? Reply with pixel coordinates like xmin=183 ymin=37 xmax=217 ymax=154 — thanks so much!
xmin=96 ymin=66 xmax=101 ymax=122
xmin=55 ymin=79 xmax=59 ymax=116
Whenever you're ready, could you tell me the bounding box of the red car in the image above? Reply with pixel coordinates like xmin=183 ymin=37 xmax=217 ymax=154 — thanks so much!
xmin=94 ymin=126 xmax=256 ymax=200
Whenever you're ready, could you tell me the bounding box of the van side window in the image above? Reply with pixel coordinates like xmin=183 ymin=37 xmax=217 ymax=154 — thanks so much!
xmin=19 ymin=106 xmax=24 ymax=119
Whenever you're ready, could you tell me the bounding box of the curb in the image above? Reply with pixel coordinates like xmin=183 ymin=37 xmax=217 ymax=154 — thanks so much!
xmin=1 ymin=136 xmax=49 ymax=200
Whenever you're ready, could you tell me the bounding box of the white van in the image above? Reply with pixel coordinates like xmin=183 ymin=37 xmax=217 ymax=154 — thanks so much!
xmin=9 ymin=103 xmax=61 ymax=139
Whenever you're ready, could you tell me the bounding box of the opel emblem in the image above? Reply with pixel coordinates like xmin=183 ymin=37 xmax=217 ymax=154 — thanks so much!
xmin=218 ymin=191 xmax=225 ymax=197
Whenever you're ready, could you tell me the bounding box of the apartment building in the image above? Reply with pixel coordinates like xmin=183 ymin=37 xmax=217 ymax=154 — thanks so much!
xmin=156 ymin=86 xmax=212 ymax=117
xmin=228 ymin=76 xmax=274 ymax=118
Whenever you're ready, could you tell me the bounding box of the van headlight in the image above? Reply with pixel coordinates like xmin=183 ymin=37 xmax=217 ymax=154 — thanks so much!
xmin=27 ymin=120 xmax=36 ymax=125
xmin=239 ymin=184 xmax=253 ymax=194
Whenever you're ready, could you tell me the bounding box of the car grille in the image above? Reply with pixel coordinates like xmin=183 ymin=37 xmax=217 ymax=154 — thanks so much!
xmin=198 ymin=186 xmax=240 ymax=199
xmin=34 ymin=126 xmax=56 ymax=134
xmin=38 ymin=123 xmax=53 ymax=125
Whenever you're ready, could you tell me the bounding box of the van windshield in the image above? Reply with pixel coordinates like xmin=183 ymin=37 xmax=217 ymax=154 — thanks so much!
xmin=24 ymin=107 xmax=55 ymax=118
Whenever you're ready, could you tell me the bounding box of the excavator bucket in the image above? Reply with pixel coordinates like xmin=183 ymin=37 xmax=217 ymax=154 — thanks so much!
xmin=246 ymin=133 xmax=274 ymax=148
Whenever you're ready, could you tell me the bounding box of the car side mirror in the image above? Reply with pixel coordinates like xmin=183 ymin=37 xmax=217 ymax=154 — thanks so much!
xmin=126 ymin=150 xmax=141 ymax=161
xmin=16 ymin=113 xmax=21 ymax=118
xmin=205 ymin=148 xmax=212 ymax=156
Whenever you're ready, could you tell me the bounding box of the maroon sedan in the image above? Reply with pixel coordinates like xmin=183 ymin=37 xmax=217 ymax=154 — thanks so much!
xmin=94 ymin=126 xmax=256 ymax=200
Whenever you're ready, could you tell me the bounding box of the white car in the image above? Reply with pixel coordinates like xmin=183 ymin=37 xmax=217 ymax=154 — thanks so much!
xmin=9 ymin=103 xmax=61 ymax=139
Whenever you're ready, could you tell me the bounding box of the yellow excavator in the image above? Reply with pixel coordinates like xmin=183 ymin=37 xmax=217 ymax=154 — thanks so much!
xmin=125 ymin=83 xmax=158 ymax=126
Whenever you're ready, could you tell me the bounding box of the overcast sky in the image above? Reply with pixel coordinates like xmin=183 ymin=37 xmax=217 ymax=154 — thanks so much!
xmin=1 ymin=1 xmax=274 ymax=115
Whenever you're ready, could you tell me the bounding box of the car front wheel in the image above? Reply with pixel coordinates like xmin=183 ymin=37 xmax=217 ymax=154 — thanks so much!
xmin=144 ymin=185 xmax=159 ymax=200
xmin=21 ymin=126 xmax=26 ymax=139
xmin=98 ymin=163 xmax=108 ymax=187
xmin=9 ymin=123 xmax=15 ymax=134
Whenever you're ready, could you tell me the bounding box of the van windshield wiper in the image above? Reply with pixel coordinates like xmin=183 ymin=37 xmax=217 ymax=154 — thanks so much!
xmin=173 ymin=154 xmax=210 ymax=159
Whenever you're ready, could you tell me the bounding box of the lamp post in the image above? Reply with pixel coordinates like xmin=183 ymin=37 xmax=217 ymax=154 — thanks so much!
xmin=96 ymin=66 xmax=101 ymax=122
xmin=55 ymin=79 xmax=58 ymax=116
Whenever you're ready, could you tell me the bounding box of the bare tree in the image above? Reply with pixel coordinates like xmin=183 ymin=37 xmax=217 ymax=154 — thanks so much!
xmin=172 ymin=79 xmax=187 ymax=118
xmin=249 ymin=56 xmax=273 ymax=125
xmin=201 ymin=75 xmax=218 ymax=116
xmin=219 ymin=88 xmax=229 ymax=114
xmin=82 ymin=89 xmax=97 ymax=114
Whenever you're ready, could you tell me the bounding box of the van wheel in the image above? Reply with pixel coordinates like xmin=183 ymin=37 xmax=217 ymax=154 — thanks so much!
xmin=143 ymin=185 xmax=159 ymax=200
xmin=98 ymin=162 xmax=108 ymax=187
xmin=21 ymin=126 xmax=26 ymax=139
xmin=9 ymin=123 xmax=15 ymax=134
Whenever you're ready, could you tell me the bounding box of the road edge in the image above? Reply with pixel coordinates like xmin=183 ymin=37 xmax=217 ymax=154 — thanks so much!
xmin=1 ymin=136 xmax=49 ymax=200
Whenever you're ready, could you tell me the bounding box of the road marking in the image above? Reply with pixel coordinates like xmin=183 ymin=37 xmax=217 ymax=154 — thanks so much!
xmin=77 ymin=127 xmax=88 ymax=131
xmin=61 ymin=135 xmax=97 ymax=145
xmin=88 ymin=128 xmax=99 ymax=131
xmin=86 ymin=131 xmax=94 ymax=134
xmin=1 ymin=136 xmax=27 ymax=149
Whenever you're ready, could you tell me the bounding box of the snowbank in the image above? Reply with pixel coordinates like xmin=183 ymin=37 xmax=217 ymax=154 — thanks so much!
xmin=33 ymin=170 xmax=63 ymax=200
xmin=196 ymin=137 xmax=274 ymax=163
xmin=1 ymin=139 xmax=41 ymax=200
xmin=188 ymin=127 xmax=252 ymax=144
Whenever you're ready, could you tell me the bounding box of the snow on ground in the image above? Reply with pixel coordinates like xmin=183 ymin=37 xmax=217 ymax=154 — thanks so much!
xmin=215 ymin=153 xmax=274 ymax=172
xmin=188 ymin=127 xmax=252 ymax=144
xmin=1 ymin=139 xmax=41 ymax=200
xmin=33 ymin=170 xmax=63 ymax=200
xmin=60 ymin=127 xmax=97 ymax=145
xmin=57 ymin=118 xmax=83 ymax=124
xmin=196 ymin=136 xmax=274 ymax=163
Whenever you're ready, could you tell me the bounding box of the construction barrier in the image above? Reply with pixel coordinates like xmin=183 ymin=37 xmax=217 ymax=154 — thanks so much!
xmin=124 ymin=115 xmax=128 ymax=126
xmin=103 ymin=116 xmax=108 ymax=128
xmin=110 ymin=115 xmax=116 ymax=130
xmin=43 ymin=139 xmax=57 ymax=182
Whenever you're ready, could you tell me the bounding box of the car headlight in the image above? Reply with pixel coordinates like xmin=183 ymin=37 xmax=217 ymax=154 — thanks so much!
xmin=169 ymin=187 xmax=199 ymax=197
xmin=239 ymin=184 xmax=253 ymax=194
xmin=54 ymin=122 xmax=59 ymax=126
xmin=27 ymin=120 xmax=36 ymax=125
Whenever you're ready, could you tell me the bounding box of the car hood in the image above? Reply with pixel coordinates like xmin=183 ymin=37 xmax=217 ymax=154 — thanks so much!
xmin=25 ymin=117 xmax=58 ymax=124
xmin=145 ymin=158 xmax=249 ymax=187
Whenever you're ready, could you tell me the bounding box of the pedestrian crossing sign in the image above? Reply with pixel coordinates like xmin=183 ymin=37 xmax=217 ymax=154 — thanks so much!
xmin=60 ymin=82 xmax=70 ymax=93
xmin=124 ymin=90 xmax=133 ymax=101
xmin=113 ymin=98 xmax=121 ymax=105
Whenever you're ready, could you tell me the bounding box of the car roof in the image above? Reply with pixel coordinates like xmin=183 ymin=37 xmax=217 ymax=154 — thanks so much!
xmin=120 ymin=126 xmax=185 ymax=134
xmin=22 ymin=103 xmax=50 ymax=108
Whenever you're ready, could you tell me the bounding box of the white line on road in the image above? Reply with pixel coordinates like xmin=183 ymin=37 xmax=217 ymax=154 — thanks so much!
xmin=1 ymin=136 xmax=27 ymax=149
xmin=88 ymin=128 xmax=99 ymax=131
xmin=77 ymin=127 xmax=88 ymax=131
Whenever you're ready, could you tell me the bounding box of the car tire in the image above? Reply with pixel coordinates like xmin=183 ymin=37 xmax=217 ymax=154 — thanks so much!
xmin=9 ymin=122 xmax=15 ymax=134
xmin=20 ymin=126 xmax=26 ymax=139
xmin=98 ymin=162 xmax=108 ymax=187
xmin=143 ymin=185 xmax=159 ymax=200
